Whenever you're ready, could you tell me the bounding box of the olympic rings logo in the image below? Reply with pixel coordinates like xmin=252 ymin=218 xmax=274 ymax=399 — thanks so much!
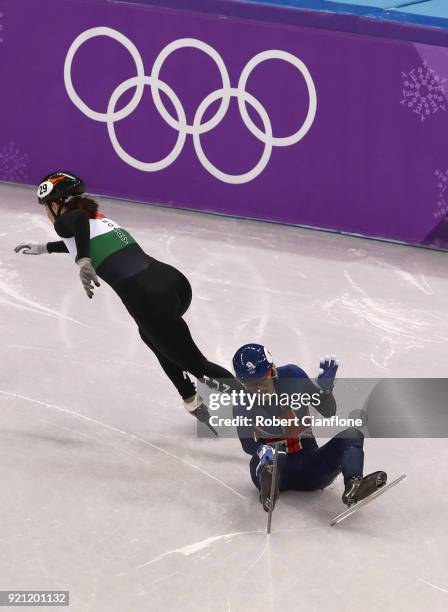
xmin=64 ymin=27 xmax=317 ymax=184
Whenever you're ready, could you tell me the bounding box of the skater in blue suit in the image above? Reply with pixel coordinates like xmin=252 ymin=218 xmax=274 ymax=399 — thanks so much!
xmin=232 ymin=344 xmax=387 ymax=511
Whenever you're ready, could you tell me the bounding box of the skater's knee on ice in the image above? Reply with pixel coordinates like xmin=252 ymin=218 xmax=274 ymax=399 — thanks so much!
xmin=342 ymin=426 xmax=363 ymax=438
xmin=339 ymin=427 xmax=364 ymax=446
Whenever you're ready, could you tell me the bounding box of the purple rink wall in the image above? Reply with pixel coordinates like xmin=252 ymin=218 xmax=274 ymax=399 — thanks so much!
xmin=1 ymin=0 xmax=448 ymax=250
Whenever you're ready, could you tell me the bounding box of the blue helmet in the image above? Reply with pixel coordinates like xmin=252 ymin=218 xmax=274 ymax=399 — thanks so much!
xmin=232 ymin=344 xmax=274 ymax=380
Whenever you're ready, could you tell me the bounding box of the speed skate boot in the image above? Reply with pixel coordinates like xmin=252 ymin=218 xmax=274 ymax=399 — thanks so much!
xmin=259 ymin=460 xmax=280 ymax=513
xmin=342 ymin=471 xmax=387 ymax=507
xmin=183 ymin=394 xmax=218 ymax=437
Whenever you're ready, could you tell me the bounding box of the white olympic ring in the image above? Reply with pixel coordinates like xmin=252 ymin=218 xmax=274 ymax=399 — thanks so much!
xmin=64 ymin=27 xmax=146 ymax=123
xmin=193 ymin=87 xmax=273 ymax=185
xmin=107 ymin=75 xmax=188 ymax=172
xmin=64 ymin=27 xmax=317 ymax=184
xmin=151 ymin=38 xmax=232 ymax=136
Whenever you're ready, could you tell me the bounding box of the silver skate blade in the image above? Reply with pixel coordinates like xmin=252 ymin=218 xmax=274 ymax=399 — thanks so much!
xmin=266 ymin=443 xmax=281 ymax=534
xmin=330 ymin=474 xmax=407 ymax=527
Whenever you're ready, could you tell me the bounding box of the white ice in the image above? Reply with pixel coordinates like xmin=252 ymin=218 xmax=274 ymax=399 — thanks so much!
xmin=1 ymin=181 xmax=448 ymax=611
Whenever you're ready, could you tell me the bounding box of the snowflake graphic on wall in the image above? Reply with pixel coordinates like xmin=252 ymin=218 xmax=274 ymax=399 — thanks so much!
xmin=0 ymin=142 xmax=28 ymax=182
xmin=400 ymin=62 xmax=447 ymax=122
xmin=433 ymin=169 xmax=448 ymax=220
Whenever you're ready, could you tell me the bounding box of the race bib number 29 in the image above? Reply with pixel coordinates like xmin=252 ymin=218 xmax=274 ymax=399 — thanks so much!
xmin=36 ymin=181 xmax=54 ymax=198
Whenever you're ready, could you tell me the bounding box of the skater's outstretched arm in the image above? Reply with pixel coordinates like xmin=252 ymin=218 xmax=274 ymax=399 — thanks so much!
xmin=15 ymin=242 xmax=51 ymax=255
xmin=15 ymin=240 xmax=68 ymax=255
xmin=54 ymin=209 xmax=99 ymax=298
xmin=314 ymin=355 xmax=339 ymax=417
xmin=282 ymin=362 xmax=337 ymax=417
xmin=316 ymin=355 xmax=339 ymax=394
xmin=315 ymin=392 xmax=337 ymax=418
xmin=54 ymin=209 xmax=90 ymax=261
xmin=47 ymin=241 xmax=69 ymax=253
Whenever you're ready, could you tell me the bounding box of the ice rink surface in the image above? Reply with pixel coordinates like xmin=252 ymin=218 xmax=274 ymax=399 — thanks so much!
xmin=1 ymin=182 xmax=448 ymax=611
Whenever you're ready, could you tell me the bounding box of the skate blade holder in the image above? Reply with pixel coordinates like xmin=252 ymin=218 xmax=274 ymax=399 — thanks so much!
xmin=266 ymin=443 xmax=281 ymax=534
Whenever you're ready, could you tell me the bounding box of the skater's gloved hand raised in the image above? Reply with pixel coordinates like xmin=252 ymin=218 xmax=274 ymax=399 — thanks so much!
xmin=77 ymin=257 xmax=100 ymax=299
xmin=14 ymin=242 xmax=48 ymax=255
xmin=316 ymin=355 xmax=339 ymax=394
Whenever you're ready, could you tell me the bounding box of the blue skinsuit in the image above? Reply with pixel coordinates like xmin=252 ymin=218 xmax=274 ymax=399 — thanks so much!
xmin=233 ymin=364 xmax=364 ymax=491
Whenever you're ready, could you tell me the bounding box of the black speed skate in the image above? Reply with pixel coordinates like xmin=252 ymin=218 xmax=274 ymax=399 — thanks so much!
xmin=342 ymin=471 xmax=387 ymax=507
xmin=191 ymin=402 xmax=218 ymax=437
xmin=259 ymin=461 xmax=280 ymax=513
xmin=184 ymin=394 xmax=218 ymax=437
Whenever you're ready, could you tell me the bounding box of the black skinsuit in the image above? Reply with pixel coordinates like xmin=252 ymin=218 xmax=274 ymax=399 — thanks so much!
xmin=48 ymin=209 xmax=234 ymax=399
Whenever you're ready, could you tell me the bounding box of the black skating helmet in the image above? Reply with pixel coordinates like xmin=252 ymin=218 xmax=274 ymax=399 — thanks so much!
xmin=36 ymin=171 xmax=85 ymax=205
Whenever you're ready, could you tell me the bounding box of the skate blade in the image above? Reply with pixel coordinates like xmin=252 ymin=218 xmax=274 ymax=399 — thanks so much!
xmin=261 ymin=464 xmax=275 ymax=513
xmin=330 ymin=474 xmax=407 ymax=527
xmin=193 ymin=412 xmax=219 ymax=437
xmin=205 ymin=423 xmax=218 ymax=437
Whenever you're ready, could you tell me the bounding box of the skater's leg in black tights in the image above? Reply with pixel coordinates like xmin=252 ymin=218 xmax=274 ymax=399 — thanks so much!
xmin=141 ymin=315 xmax=235 ymax=386
xmin=116 ymin=261 xmax=239 ymax=396
xmin=139 ymin=328 xmax=196 ymax=399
